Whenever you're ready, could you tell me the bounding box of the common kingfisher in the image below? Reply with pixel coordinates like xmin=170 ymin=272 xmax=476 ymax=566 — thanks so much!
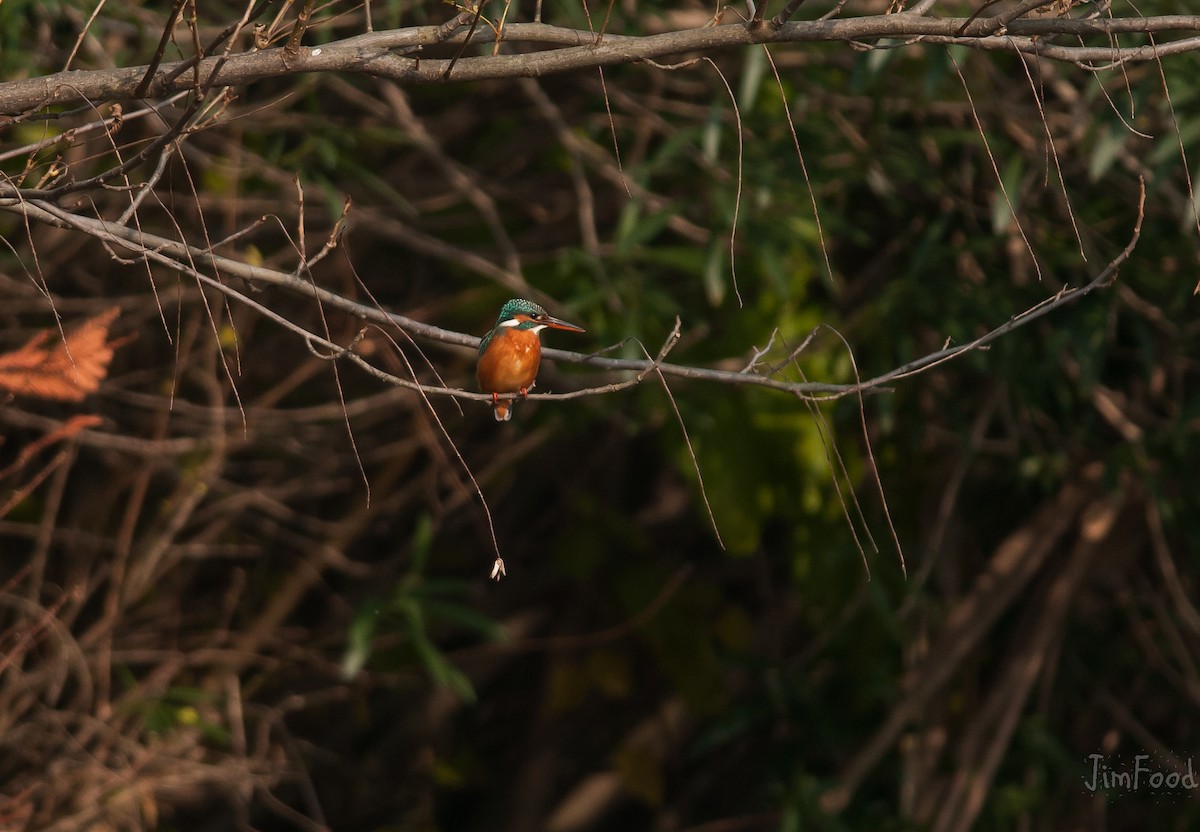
xmin=476 ymin=298 xmax=585 ymax=421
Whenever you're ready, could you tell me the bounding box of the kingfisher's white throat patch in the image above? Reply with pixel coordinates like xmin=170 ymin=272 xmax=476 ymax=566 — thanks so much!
xmin=499 ymin=318 xmax=546 ymax=333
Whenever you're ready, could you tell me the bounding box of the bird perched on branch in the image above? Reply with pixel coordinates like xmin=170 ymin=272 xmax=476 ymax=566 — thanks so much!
xmin=476 ymin=298 xmax=585 ymax=421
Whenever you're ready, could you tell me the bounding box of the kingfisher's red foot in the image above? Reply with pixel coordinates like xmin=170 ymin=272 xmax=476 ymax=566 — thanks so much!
xmin=518 ymin=387 xmax=528 ymax=400
xmin=491 ymin=392 xmax=500 ymax=405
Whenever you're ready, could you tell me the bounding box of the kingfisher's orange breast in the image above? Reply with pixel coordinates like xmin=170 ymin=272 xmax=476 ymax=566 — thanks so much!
xmin=476 ymin=327 xmax=542 ymax=393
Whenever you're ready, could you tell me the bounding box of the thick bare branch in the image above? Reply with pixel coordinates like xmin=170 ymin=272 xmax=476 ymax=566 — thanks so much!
xmin=3 ymin=16 xmax=1200 ymax=115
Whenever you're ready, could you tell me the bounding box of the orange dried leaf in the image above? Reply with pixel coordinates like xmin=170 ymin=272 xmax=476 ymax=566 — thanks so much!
xmin=0 ymin=308 xmax=122 ymax=402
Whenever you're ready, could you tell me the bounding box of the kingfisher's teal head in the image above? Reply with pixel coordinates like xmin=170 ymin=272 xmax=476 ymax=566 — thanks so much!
xmin=476 ymin=298 xmax=585 ymax=421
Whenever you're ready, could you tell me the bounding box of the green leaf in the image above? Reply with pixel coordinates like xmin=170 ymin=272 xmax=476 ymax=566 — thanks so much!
xmin=991 ymin=156 xmax=1025 ymax=234
xmin=704 ymin=236 xmax=726 ymax=306
xmin=1088 ymin=123 xmax=1127 ymax=182
xmin=341 ymin=603 xmax=381 ymax=680
xmin=738 ymin=46 xmax=768 ymax=112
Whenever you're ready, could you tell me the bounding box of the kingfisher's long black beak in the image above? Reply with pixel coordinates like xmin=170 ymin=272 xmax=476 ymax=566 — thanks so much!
xmin=541 ymin=315 xmax=585 ymax=333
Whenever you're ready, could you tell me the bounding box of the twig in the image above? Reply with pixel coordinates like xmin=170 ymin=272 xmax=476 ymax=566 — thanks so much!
xmin=703 ymin=56 xmax=745 ymax=307
xmin=958 ymin=0 xmax=1058 ymax=38
xmin=442 ymin=1 xmax=492 ymax=79
xmin=0 ymin=95 xmax=183 ymax=163
xmin=820 ymin=0 xmax=850 ymax=21
xmin=377 ymin=82 xmax=524 ymax=282
xmin=134 ymin=0 xmax=189 ymax=98
xmin=762 ymin=44 xmax=834 ymax=283
xmin=866 ymin=176 xmax=1145 ymax=388
xmin=819 ymin=326 xmax=905 ymax=577
xmin=950 ymin=50 xmax=1043 ymax=282
xmin=646 ymin=321 xmax=725 ymax=549
xmin=0 ymin=100 xmax=204 ymax=201
xmin=285 ymin=0 xmax=318 ymax=61
xmin=159 ymin=0 xmax=276 ymax=88
xmin=115 ymin=141 xmax=175 ymax=226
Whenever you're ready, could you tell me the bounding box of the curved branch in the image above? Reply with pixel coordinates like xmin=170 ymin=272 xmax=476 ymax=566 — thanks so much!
xmin=0 ymin=198 xmax=858 ymax=398
xmin=0 ymin=178 xmax=1145 ymax=406
xmin=3 ymin=16 xmax=1199 ymax=115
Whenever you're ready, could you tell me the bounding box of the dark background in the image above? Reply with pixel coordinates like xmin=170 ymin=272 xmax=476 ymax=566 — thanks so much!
xmin=1 ymin=1 xmax=1198 ymax=830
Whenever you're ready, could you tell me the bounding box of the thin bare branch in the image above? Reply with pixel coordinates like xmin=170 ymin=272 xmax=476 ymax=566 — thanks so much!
xmin=0 ymin=185 xmax=1146 ymax=408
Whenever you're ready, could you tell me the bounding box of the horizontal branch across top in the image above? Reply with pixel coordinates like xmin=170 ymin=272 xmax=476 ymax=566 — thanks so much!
xmin=3 ymin=14 xmax=1200 ymax=115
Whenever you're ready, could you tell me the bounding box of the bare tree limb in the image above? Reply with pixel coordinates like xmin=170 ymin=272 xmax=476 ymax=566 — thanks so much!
xmin=3 ymin=16 xmax=1200 ymax=116
xmin=0 ymin=178 xmax=1145 ymax=407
